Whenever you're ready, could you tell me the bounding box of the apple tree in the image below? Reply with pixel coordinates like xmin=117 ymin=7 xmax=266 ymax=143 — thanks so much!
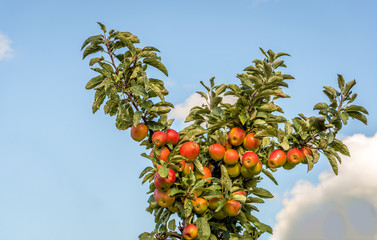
xmin=81 ymin=23 xmax=368 ymax=240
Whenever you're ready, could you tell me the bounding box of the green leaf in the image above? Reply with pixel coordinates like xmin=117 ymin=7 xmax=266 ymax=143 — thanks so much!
xmin=193 ymin=158 xmax=204 ymax=175
xmin=81 ymin=35 xmax=102 ymax=51
xmin=139 ymin=166 xmax=154 ymax=178
xmin=347 ymin=111 xmax=367 ymax=125
xmin=158 ymin=166 xmax=169 ymax=178
xmin=343 ymin=79 xmax=356 ymax=96
xmin=251 ymin=187 xmax=274 ymax=198
xmin=97 ymin=22 xmax=107 ymax=32
xmin=259 ymin=103 xmax=283 ymax=113
xmin=197 ymin=217 xmax=211 ymax=240
xmin=184 ymin=198 xmax=193 ymax=218
xmin=254 ymin=128 xmax=277 ymax=138
xmin=344 ymin=105 xmax=369 ymax=115
xmin=337 ymin=74 xmax=345 ymax=91
xmin=196 ymin=91 xmax=208 ymax=100
xmin=261 ymin=169 xmax=278 ymax=185
xmin=313 ymin=102 xmax=329 ymax=111
xmin=324 ymin=151 xmax=338 ymax=175
xmin=239 ymin=112 xmax=247 ymax=125
xmin=92 ymin=89 xmax=106 ymax=113
xmin=306 ymin=154 xmax=314 ymax=172
xmin=329 ymin=139 xmax=350 ymax=156
xmin=130 ymin=85 xmax=147 ymax=97
xmin=220 ymin=165 xmax=232 ymax=194
xmin=168 ymin=219 xmax=176 ymax=231
xmin=280 ymin=136 xmax=289 ymax=151
xmin=85 ymin=75 xmax=105 ymax=90
xmin=82 ymin=44 xmax=105 ymax=59
xmin=133 ymin=111 xmax=143 ymax=127
xmin=143 ymin=58 xmax=168 ymax=76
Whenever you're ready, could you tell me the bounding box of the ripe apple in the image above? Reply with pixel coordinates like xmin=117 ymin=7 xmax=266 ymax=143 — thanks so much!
xmin=228 ymin=127 xmax=245 ymax=146
xmin=192 ymin=197 xmax=209 ymax=215
xmin=177 ymin=160 xmax=185 ymax=172
xmin=243 ymin=133 xmax=260 ymax=151
xmin=182 ymin=224 xmax=198 ymax=240
xmin=226 ymin=163 xmax=241 ymax=178
xmin=208 ymin=144 xmax=225 ymax=161
xmin=231 ymin=190 xmax=246 ymax=196
xmin=154 ymin=168 xmax=176 ymax=190
xmin=166 ymin=129 xmax=180 ymax=145
xmin=180 ymin=142 xmax=200 ymax=162
xmin=287 ymin=148 xmax=305 ymax=164
xmin=225 ymin=140 xmax=232 ymax=150
xmin=152 ymin=131 xmax=167 ymax=147
xmin=224 ymin=149 xmax=239 ymax=165
xmin=224 ymin=199 xmax=242 ymax=217
xmin=182 ymin=162 xmax=194 ymax=176
xmin=154 ymin=188 xmax=175 ymax=208
xmin=130 ymin=123 xmax=148 ymax=142
xmin=268 ymin=149 xmax=286 ymax=168
xmin=301 ymin=146 xmax=312 ymax=164
xmin=154 ymin=146 xmax=170 ymax=161
xmin=213 ymin=208 xmax=228 ymax=219
xmin=194 ymin=166 xmax=212 ymax=184
xmin=242 ymin=152 xmax=259 ymax=168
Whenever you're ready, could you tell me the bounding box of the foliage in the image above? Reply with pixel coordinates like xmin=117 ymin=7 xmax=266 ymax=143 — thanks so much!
xmin=82 ymin=23 xmax=368 ymax=240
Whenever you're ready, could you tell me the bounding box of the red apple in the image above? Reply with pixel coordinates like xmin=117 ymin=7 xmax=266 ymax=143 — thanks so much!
xmin=180 ymin=142 xmax=200 ymax=162
xmin=153 ymin=146 xmax=170 ymax=161
xmin=194 ymin=166 xmax=212 ymax=184
xmin=224 ymin=199 xmax=242 ymax=217
xmin=152 ymin=131 xmax=167 ymax=147
xmin=242 ymin=152 xmax=259 ymax=168
xmin=287 ymin=148 xmax=305 ymax=165
xmin=182 ymin=224 xmax=198 ymax=240
xmin=208 ymin=144 xmax=225 ymax=161
xmin=224 ymin=149 xmax=239 ymax=165
xmin=154 ymin=168 xmax=176 ymax=190
xmin=154 ymin=188 xmax=175 ymax=208
xmin=268 ymin=149 xmax=286 ymax=168
xmin=191 ymin=197 xmax=209 ymax=215
xmin=228 ymin=127 xmax=245 ymax=146
xmin=243 ymin=133 xmax=261 ymax=151
xmin=130 ymin=123 xmax=148 ymax=142
xmin=166 ymin=129 xmax=180 ymax=145
xmin=231 ymin=190 xmax=246 ymax=196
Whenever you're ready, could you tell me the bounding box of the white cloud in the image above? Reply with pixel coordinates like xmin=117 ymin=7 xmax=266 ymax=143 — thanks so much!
xmin=0 ymin=32 xmax=12 ymax=61
xmin=169 ymin=93 xmax=237 ymax=121
xmin=270 ymin=133 xmax=377 ymax=240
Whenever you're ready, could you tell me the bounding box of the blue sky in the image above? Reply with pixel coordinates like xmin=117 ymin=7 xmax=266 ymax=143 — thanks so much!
xmin=0 ymin=0 xmax=376 ymax=239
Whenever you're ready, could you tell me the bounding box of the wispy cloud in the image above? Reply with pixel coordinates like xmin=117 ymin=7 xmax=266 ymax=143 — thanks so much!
xmin=0 ymin=32 xmax=12 ymax=61
xmin=270 ymin=133 xmax=377 ymax=240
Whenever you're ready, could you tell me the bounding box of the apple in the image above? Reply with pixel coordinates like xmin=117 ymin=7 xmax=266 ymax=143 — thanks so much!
xmin=154 ymin=146 xmax=170 ymax=161
xmin=228 ymin=127 xmax=245 ymax=146
xmin=167 ymin=204 xmax=179 ymax=213
xmin=301 ymin=146 xmax=312 ymax=164
xmin=268 ymin=149 xmax=286 ymax=168
xmin=182 ymin=162 xmax=194 ymax=176
xmin=152 ymin=131 xmax=167 ymax=147
xmin=208 ymin=144 xmax=225 ymax=161
xmin=194 ymin=166 xmax=212 ymax=184
xmin=224 ymin=149 xmax=239 ymax=165
xmin=243 ymin=133 xmax=260 ymax=151
xmin=252 ymin=160 xmax=262 ymax=174
xmin=224 ymin=199 xmax=242 ymax=217
xmin=177 ymin=160 xmax=185 ymax=172
xmin=231 ymin=190 xmax=246 ymax=196
xmin=213 ymin=208 xmax=228 ymax=219
xmin=154 ymin=188 xmax=175 ymax=208
xmin=208 ymin=197 xmax=223 ymax=210
xmin=154 ymin=168 xmax=176 ymax=190
xmin=283 ymin=161 xmax=296 ymax=170
xmin=182 ymin=224 xmax=198 ymax=240
xmin=225 ymin=140 xmax=232 ymax=150
xmin=166 ymin=129 xmax=180 ymax=145
xmin=226 ymin=163 xmax=241 ymax=178
xmin=130 ymin=123 xmax=148 ymax=142
xmin=242 ymin=152 xmax=259 ymax=168
xmin=192 ymin=197 xmax=209 ymax=215
xmin=287 ymin=148 xmax=305 ymax=164
xmin=180 ymin=142 xmax=200 ymax=162
xmin=240 ymin=166 xmax=254 ymax=179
